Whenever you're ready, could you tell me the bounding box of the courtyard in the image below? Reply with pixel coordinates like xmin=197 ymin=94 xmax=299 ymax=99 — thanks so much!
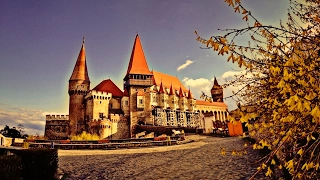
xmin=58 ymin=135 xmax=270 ymax=180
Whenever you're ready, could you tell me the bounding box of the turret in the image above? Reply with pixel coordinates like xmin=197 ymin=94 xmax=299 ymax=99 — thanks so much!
xmin=178 ymin=86 xmax=186 ymax=110
xmin=123 ymin=34 xmax=154 ymax=137
xmin=187 ymin=88 xmax=196 ymax=111
xmin=211 ymin=77 xmax=223 ymax=102
xmin=168 ymin=84 xmax=177 ymax=110
xmin=123 ymin=34 xmax=153 ymax=90
xmin=68 ymin=38 xmax=90 ymax=136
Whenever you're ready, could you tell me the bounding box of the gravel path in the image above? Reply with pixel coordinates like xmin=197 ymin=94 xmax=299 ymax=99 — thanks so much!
xmin=58 ymin=135 xmax=270 ymax=180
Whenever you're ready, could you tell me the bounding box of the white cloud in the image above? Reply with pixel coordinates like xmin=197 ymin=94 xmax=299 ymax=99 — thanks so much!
xmin=177 ymin=60 xmax=194 ymax=71
xmin=220 ymin=70 xmax=247 ymax=79
xmin=0 ymin=103 xmax=66 ymax=135
xmin=182 ymin=70 xmax=250 ymax=111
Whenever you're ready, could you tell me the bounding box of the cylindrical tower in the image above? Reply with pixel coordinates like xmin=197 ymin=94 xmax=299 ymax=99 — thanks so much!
xmin=68 ymin=38 xmax=90 ymax=136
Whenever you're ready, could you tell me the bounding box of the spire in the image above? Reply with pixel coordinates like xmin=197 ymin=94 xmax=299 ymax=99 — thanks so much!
xmin=187 ymin=88 xmax=193 ymax=99
xmin=213 ymin=76 xmax=219 ymax=86
xmin=158 ymin=82 xmax=165 ymax=94
xmin=69 ymin=38 xmax=90 ymax=82
xmin=125 ymin=34 xmax=152 ymax=76
xmin=178 ymin=86 xmax=185 ymax=98
xmin=169 ymin=84 xmax=175 ymax=95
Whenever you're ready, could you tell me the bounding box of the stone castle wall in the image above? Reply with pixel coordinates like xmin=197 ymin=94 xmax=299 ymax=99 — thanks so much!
xmin=109 ymin=116 xmax=130 ymax=139
xmin=45 ymin=115 xmax=70 ymax=139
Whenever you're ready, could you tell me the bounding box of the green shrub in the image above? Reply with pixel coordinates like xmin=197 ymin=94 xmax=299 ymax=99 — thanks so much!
xmin=0 ymin=155 xmax=22 ymax=180
xmin=15 ymin=148 xmax=58 ymax=180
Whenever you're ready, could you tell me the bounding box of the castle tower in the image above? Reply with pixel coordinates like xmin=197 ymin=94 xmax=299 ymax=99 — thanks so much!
xmin=68 ymin=38 xmax=90 ymax=136
xmin=211 ymin=77 xmax=223 ymax=102
xmin=123 ymin=34 xmax=153 ymax=136
xmin=123 ymin=34 xmax=153 ymax=89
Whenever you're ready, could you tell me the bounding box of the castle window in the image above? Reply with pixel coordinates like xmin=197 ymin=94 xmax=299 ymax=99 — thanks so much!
xmin=135 ymin=88 xmax=138 ymax=92
xmin=139 ymin=99 xmax=143 ymax=104
xmin=125 ymin=100 xmax=128 ymax=106
xmin=100 ymin=101 xmax=101 ymax=104
xmin=110 ymin=103 xmax=113 ymax=108
xmin=99 ymin=113 xmax=104 ymax=119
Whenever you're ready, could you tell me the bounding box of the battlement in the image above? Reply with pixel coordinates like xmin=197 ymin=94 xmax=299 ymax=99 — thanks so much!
xmin=85 ymin=90 xmax=112 ymax=99
xmin=109 ymin=113 xmax=123 ymax=122
xmin=89 ymin=119 xmax=112 ymax=129
xmin=46 ymin=115 xmax=69 ymax=120
xmin=91 ymin=90 xmax=112 ymax=96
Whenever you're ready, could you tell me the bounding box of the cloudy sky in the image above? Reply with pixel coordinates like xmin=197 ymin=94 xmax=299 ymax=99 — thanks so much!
xmin=0 ymin=0 xmax=290 ymax=135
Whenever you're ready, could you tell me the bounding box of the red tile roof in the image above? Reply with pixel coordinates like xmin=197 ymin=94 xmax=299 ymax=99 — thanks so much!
xmin=93 ymin=79 xmax=123 ymax=97
xmin=123 ymin=89 xmax=129 ymax=97
xmin=152 ymin=70 xmax=188 ymax=94
xmin=196 ymin=100 xmax=227 ymax=107
xmin=69 ymin=39 xmax=90 ymax=82
xmin=125 ymin=34 xmax=152 ymax=76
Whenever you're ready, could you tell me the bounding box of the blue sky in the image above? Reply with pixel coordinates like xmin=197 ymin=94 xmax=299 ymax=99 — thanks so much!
xmin=0 ymin=0 xmax=290 ymax=135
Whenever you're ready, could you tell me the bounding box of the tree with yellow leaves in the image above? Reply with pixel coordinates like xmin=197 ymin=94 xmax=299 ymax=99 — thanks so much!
xmin=196 ymin=0 xmax=319 ymax=179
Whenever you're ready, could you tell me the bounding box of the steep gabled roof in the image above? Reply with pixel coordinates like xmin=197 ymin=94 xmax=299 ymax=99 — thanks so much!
xmin=152 ymin=70 xmax=188 ymax=94
xmin=69 ymin=38 xmax=90 ymax=82
xmin=196 ymin=100 xmax=228 ymax=107
xmin=125 ymin=34 xmax=152 ymax=77
xmin=93 ymin=79 xmax=123 ymax=97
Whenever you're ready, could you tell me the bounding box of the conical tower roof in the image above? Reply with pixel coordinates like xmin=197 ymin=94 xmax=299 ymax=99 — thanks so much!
xmin=69 ymin=38 xmax=90 ymax=83
xmin=158 ymin=82 xmax=165 ymax=94
xmin=178 ymin=86 xmax=185 ymax=97
xmin=214 ymin=77 xmax=219 ymax=86
xmin=125 ymin=34 xmax=152 ymax=77
xmin=211 ymin=77 xmax=221 ymax=89
xmin=169 ymin=84 xmax=175 ymax=95
xmin=187 ymin=88 xmax=193 ymax=99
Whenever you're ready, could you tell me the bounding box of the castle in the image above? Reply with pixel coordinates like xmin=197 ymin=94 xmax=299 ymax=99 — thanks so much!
xmin=44 ymin=35 xmax=228 ymax=140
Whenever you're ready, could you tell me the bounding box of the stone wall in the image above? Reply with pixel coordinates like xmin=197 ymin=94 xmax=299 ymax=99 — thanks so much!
xmin=110 ymin=117 xmax=130 ymax=139
xmin=44 ymin=119 xmax=69 ymax=140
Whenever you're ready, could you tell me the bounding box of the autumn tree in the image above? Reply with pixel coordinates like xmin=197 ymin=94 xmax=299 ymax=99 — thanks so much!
xmin=196 ymin=0 xmax=319 ymax=179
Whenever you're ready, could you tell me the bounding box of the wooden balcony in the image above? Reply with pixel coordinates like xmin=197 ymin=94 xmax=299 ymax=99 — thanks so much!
xmin=124 ymin=79 xmax=153 ymax=87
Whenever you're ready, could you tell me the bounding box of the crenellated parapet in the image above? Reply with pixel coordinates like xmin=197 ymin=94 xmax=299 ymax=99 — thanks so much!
xmin=46 ymin=115 xmax=69 ymax=121
xmin=109 ymin=114 xmax=123 ymax=122
xmin=89 ymin=119 xmax=111 ymax=128
xmin=85 ymin=90 xmax=112 ymax=100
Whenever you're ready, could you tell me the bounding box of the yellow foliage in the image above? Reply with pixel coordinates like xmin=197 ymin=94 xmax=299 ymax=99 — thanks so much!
xmin=196 ymin=0 xmax=320 ymax=179
xmin=71 ymin=131 xmax=100 ymax=140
